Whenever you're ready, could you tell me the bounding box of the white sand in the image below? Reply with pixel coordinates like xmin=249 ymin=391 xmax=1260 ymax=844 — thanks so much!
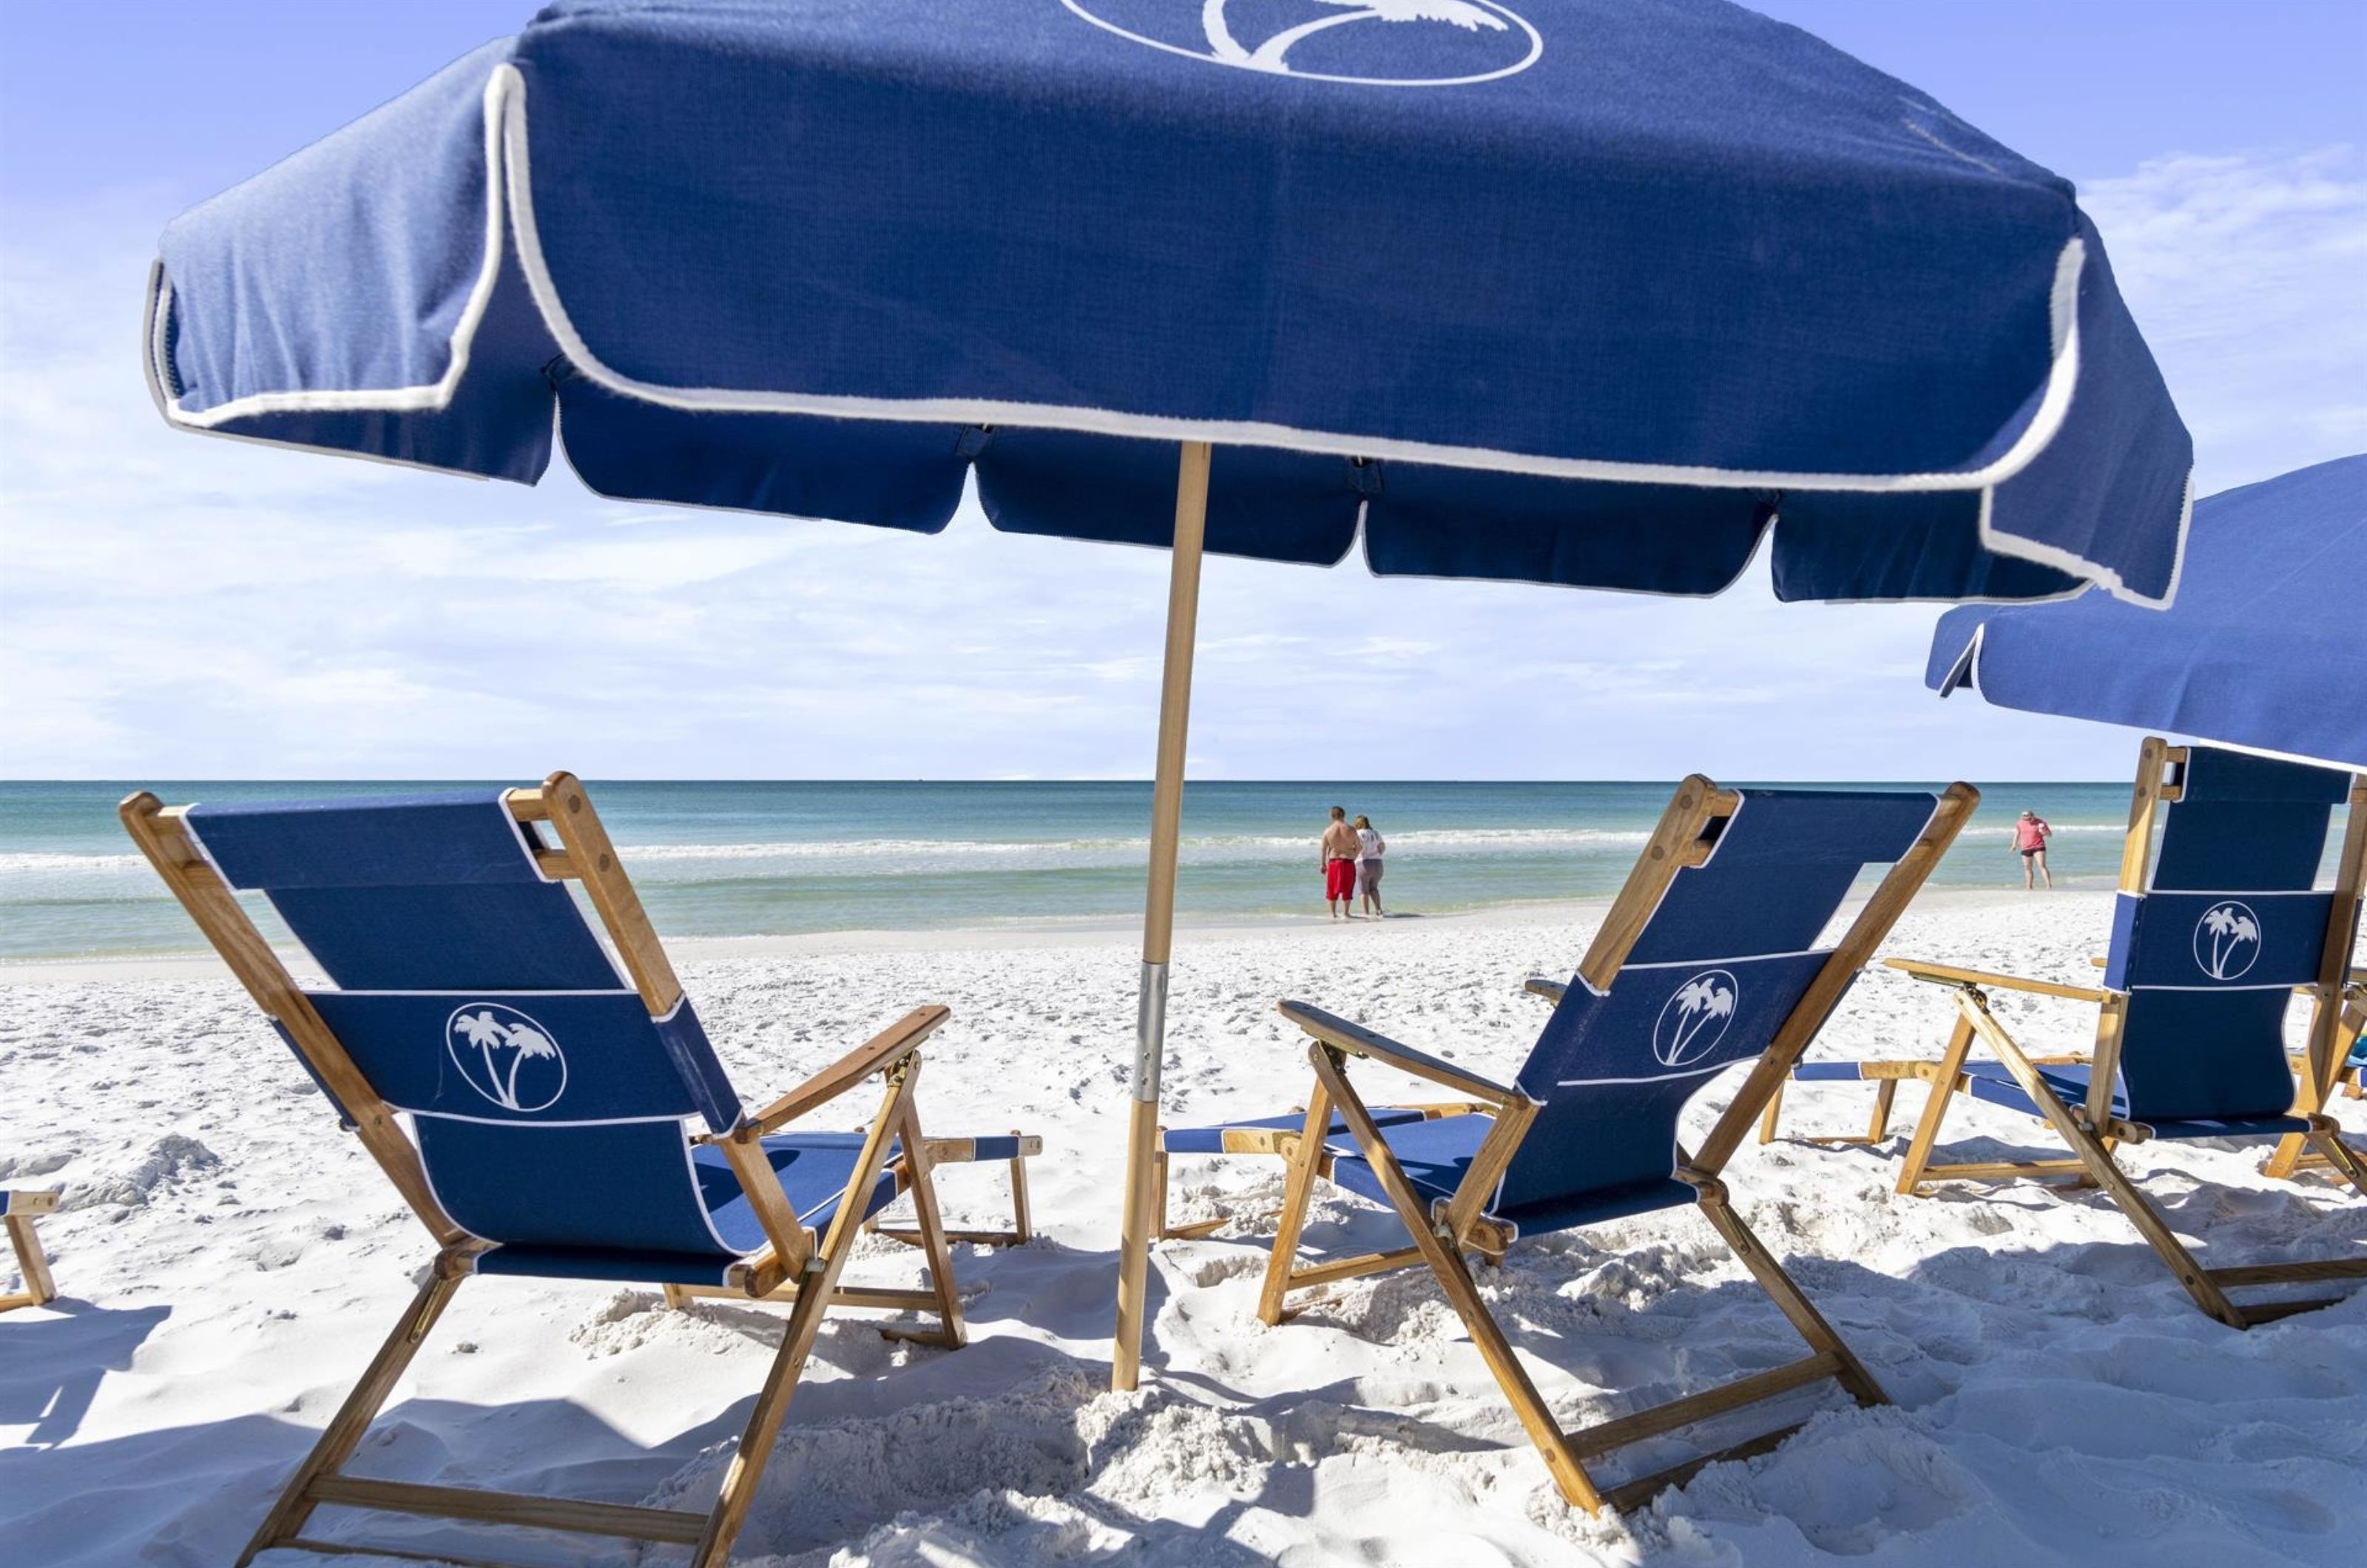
xmin=2 ymin=891 xmax=2363 ymax=1566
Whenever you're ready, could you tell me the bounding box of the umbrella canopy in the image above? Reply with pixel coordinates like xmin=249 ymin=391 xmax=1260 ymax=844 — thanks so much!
xmin=149 ymin=0 xmax=2189 ymax=604
xmin=1929 ymin=454 xmax=2367 ymax=770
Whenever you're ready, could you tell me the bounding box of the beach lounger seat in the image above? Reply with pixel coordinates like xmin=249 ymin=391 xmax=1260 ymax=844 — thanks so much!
xmin=121 ymin=774 xmax=1028 ymax=1568
xmin=1766 ymin=742 xmax=2367 ymax=1328
xmin=1 ymin=1187 xmax=59 ymax=1313
xmin=1155 ymin=1104 xmax=1481 ymax=1239
xmin=1252 ymin=777 xmax=1975 ymax=1512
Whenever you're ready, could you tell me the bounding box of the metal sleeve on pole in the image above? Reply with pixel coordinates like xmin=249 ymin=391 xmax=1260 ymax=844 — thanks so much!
xmin=1135 ymin=961 xmax=1169 ymax=1103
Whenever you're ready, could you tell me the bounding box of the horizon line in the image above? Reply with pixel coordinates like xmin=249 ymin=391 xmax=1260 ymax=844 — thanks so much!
xmin=0 ymin=774 xmax=2139 ymax=787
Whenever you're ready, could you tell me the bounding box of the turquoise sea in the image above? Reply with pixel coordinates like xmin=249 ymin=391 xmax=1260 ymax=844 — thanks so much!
xmin=0 ymin=779 xmax=2212 ymax=962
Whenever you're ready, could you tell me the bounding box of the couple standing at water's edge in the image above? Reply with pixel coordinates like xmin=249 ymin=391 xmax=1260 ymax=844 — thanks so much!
xmin=1320 ymin=805 xmax=1387 ymax=920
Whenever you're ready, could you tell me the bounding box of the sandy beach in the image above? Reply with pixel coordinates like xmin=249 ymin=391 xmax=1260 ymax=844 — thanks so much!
xmin=4 ymin=889 xmax=2362 ymax=1566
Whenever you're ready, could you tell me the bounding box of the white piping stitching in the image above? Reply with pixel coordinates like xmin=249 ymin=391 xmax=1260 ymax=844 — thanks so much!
xmin=1553 ymin=1060 xmax=1743 ymax=1088
xmin=408 ymin=1109 xmax=690 ymax=1129
xmin=1616 ymin=946 xmax=1834 ymax=970
xmin=313 ymin=987 xmax=638 ymax=998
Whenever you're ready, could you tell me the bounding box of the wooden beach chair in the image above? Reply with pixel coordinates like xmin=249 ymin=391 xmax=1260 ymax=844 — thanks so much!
xmin=1250 ymin=777 xmax=1974 ymax=1512
xmin=1 ymin=1187 xmax=59 ymax=1313
xmin=121 ymin=774 xmax=1035 ymax=1567
xmin=1764 ymin=741 xmax=2367 ymax=1328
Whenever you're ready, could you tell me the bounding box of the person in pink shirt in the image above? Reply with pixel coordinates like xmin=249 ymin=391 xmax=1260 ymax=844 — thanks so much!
xmin=2013 ymin=808 xmax=2053 ymax=889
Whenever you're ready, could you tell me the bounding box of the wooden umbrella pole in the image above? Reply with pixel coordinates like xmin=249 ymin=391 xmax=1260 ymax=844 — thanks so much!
xmin=1112 ymin=439 xmax=1212 ymax=1391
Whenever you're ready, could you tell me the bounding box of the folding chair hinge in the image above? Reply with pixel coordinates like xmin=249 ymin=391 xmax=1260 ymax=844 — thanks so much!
xmin=1675 ymin=1169 xmax=1729 ymax=1206
xmin=883 ymin=1051 xmax=917 ymax=1087
xmin=432 ymin=1243 xmax=486 ymax=1280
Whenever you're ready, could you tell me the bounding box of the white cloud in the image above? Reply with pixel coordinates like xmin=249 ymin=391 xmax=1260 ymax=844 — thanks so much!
xmin=2079 ymin=145 xmax=2367 ymax=488
xmin=3 ymin=148 xmax=2360 ymax=781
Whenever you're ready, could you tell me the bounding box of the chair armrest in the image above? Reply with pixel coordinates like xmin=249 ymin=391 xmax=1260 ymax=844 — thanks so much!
xmin=1883 ymin=957 xmax=2112 ymax=1004
xmin=1522 ymin=976 xmax=1567 ymax=1004
xmin=744 ymin=1005 xmax=950 ymax=1135
xmin=1276 ymin=1001 xmax=1521 ymax=1104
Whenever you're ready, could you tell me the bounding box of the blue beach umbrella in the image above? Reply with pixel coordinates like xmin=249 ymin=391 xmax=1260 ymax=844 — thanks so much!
xmin=144 ymin=0 xmax=2197 ymax=1388
xmin=1929 ymin=455 xmax=2367 ymax=770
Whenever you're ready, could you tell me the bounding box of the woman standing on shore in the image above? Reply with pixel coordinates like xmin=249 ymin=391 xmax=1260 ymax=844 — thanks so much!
xmin=1354 ymin=814 xmax=1386 ymax=919
xmin=2013 ymin=808 xmax=2053 ymax=890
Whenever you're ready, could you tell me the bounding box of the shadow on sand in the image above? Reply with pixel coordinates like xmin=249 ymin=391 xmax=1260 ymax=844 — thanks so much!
xmin=7 ymin=1140 xmax=2364 ymax=1566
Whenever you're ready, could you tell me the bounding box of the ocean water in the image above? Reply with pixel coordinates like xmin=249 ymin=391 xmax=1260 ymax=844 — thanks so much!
xmin=0 ymin=779 xmax=2219 ymax=962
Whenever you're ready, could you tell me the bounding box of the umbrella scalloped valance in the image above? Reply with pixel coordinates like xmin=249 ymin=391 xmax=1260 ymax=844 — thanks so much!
xmin=149 ymin=0 xmax=2190 ymax=604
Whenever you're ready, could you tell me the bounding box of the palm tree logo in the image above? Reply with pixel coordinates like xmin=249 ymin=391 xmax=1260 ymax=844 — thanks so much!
xmin=1652 ymin=970 xmax=1740 ymax=1068
xmin=445 ymin=1003 xmax=569 ymax=1112
xmin=2191 ymin=901 xmax=2262 ymax=981
xmin=1061 ymin=1 xmax=1544 ymax=87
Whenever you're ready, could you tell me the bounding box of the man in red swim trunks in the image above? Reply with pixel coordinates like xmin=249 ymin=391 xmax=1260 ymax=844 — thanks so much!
xmin=1320 ymin=806 xmax=1361 ymax=919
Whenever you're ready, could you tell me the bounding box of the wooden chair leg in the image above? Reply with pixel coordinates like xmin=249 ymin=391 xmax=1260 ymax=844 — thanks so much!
xmin=2264 ymin=1105 xmax=2320 ymax=1183
xmin=894 ymin=1100 xmax=967 ymax=1348
xmin=1155 ymin=1143 xmax=1243 ymax=1242
xmin=3 ymin=1214 xmax=55 ymax=1309
xmin=1007 ymin=1129 xmax=1033 ymax=1243
xmin=1866 ymin=1078 xmax=1900 ymax=1143
xmin=1959 ymin=993 xmax=2246 ymax=1328
xmin=238 ymin=1263 xmax=468 ymax=1565
xmin=2305 ymin=1121 xmax=2367 ymax=1197
xmin=1255 ymin=1069 xmax=1334 ymax=1327
xmin=1763 ymin=1075 xmax=1903 ymax=1150
xmin=1153 ymin=1145 xmax=1171 ymax=1239
xmin=1308 ymin=1049 xmax=1601 ymax=1511
xmin=1692 ymin=1189 xmax=1884 ymax=1408
xmin=692 ymin=1069 xmax=913 ymax=1568
xmin=1894 ymin=1014 xmax=1975 ymax=1194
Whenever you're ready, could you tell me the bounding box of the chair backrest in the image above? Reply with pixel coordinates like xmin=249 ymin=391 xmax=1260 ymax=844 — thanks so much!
xmin=183 ymin=791 xmax=751 ymax=1257
xmin=2102 ymin=745 xmax=2361 ymax=1123
xmin=1504 ymin=787 xmax=1945 ymax=1211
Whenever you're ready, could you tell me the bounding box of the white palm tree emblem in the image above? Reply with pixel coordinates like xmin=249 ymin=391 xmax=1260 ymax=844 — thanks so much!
xmin=446 ymin=1004 xmax=567 ymax=1112
xmin=2193 ymin=902 xmax=2261 ymax=981
xmin=1654 ymin=970 xmax=1739 ymax=1067
xmin=1203 ymin=0 xmax=1507 ymax=74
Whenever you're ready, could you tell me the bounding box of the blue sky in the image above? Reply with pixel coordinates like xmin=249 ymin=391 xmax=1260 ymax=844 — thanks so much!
xmin=1 ymin=1 xmax=2362 ymax=780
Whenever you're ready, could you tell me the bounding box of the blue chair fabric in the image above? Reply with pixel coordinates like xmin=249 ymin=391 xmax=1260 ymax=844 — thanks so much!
xmin=184 ymin=791 xmax=898 ymax=1282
